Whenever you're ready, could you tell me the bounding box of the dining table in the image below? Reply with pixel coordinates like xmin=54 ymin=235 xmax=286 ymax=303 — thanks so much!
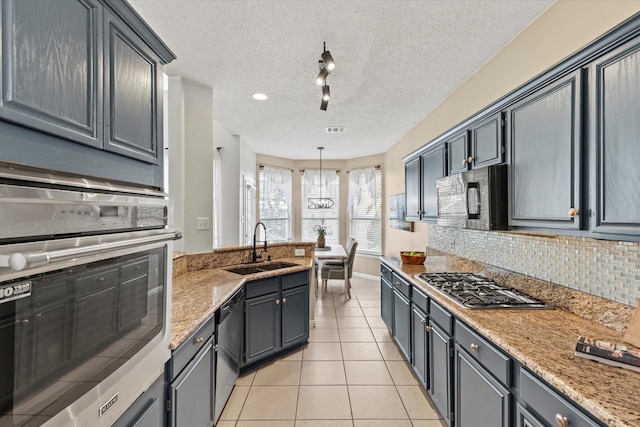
xmin=314 ymin=244 xmax=348 ymax=299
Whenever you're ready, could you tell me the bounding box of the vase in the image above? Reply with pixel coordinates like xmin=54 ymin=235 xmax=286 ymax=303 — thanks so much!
xmin=317 ymin=236 xmax=325 ymax=248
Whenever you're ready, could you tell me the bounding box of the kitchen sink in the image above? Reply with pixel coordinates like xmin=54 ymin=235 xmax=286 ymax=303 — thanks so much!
xmin=224 ymin=261 xmax=297 ymax=275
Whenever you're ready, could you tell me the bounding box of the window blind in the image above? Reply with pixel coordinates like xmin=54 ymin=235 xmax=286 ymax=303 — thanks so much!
xmin=301 ymin=169 xmax=340 ymax=246
xmin=259 ymin=166 xmax=292 ymax=243
xmin=348 ymin=166 xmax=382 ymax=255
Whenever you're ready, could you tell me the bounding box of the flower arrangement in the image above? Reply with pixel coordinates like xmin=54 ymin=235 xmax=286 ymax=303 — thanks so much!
xmin=313 ymin=220 xmax=327 ymax=237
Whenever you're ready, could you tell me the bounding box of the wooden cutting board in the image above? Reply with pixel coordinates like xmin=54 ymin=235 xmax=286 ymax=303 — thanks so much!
xmin=623 ymin=304 xmax=640 ymax=348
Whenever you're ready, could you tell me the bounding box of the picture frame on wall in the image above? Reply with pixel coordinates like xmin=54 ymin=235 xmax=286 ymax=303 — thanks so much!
xmin=390 ymin=193 xmax=414 ymax=232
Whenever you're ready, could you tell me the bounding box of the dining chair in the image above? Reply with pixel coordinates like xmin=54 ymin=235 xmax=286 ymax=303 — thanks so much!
xmin=320 ymin=238 xmax=358 ymax=299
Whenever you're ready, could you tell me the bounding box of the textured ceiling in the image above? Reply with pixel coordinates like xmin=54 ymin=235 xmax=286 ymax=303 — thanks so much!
xmin=129 ymin=0 xmax=554 ymax=160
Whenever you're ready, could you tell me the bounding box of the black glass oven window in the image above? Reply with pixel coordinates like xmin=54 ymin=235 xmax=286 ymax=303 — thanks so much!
xmin=0 ymin=247 xmax=166 ymax=425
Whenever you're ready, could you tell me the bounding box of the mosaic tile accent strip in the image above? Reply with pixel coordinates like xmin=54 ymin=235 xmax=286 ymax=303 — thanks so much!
xmin=426 ymin=224 xmax=640 ymax=307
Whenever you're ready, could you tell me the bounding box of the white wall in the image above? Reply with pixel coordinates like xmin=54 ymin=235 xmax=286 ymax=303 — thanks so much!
xmin=166 ymin=76 xmax=184 ymax=252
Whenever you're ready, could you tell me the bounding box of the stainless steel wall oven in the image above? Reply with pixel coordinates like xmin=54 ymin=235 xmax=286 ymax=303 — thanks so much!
xmin=0 ymin=162 xmax=180 ymax=426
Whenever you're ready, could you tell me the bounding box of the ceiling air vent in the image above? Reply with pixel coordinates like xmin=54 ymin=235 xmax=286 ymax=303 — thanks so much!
xmin=325 ymin=126 xmax=345 ymax=133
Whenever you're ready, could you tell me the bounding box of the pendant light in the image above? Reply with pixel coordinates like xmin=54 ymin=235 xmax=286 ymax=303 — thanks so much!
xmin=308 ymin=147 xmax=335 ymax=209
xmin=315 ymin=42 xmax=335 ymax=111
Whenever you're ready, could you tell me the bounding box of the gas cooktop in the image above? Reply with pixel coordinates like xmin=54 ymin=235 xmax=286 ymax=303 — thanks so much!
xmin=415 ymin=272 xmax=551 ymax=310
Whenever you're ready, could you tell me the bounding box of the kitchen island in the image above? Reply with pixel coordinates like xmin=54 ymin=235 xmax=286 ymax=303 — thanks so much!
xmin=381 ymin=253 xmax=639 ymax=427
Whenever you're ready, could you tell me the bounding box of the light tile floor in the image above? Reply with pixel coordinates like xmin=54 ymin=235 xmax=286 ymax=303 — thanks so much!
xmin=218 ymin=276 xmax=446 ymax=427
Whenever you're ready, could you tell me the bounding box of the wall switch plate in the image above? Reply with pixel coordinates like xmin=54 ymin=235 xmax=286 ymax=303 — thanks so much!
xmin=196 ymin=217 xmax=210 ymax=231
xmin=294 ymin=249 xmax=305 ymax=256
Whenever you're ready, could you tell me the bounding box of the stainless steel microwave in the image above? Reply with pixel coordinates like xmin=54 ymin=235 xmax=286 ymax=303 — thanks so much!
xmin=436 ymin=164 xmax=508 ymax=230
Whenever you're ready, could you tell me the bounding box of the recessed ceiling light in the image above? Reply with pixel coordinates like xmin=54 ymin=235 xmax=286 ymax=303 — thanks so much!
xmin=252 ymin=93 xmax=268 ymax=101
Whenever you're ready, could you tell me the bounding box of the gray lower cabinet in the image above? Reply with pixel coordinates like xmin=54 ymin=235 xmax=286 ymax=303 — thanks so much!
xmin=169 ymin=336 xmax=215 ymax=427
xmin=113 ymin=374 xmax=166 ymax=427
xmin=428 ymin=319 xmax=453 ymax=425
xmin=392 ymin=288 xmax=411 ymax=361
xmin=243 ymin=271 xmax=309 ymax=370
xmin=589 ymin=38 xmax=640 ymax=236
xmin=455 ymin=346 xmax=510 ymax=427
xmin=381 ymin=276 xmax=394 ymax=330
xmin=516 ymin=403 xmax=545 ymax=427
xmin=167 ymin=316 xmax=216 ymax=427
xmin=282 ymin=284 xmax=309 ymax=348
xmin=245 ymin=289 xmax=280 ymax=365
xmin=506 ymin=69 xmax=582 ymax=230
xmin=392 ymin=273 xmax=412 ymax=361
xmin=519 ymin=368 xmax=601 ymax=427
xmin=380 ymin=264 xmax=394 ymax=330
xmin=410 ymin=304 xmax=428 ymax=388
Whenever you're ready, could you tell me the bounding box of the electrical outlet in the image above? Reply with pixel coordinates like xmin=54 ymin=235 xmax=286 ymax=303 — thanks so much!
xmin=294 ymin=249 xmax=305 ymax=256
xmin=196 ymin=217 xmax=210 ymax=231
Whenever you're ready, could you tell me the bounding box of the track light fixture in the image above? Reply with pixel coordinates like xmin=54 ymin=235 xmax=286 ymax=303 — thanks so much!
xmin=321 ymin=49 xmax=335 ymax=71
xmin=316 ymin=66 xmax=328 ymax=86
xmin=322 ymin=85 xmax=330 ymax=101
xmin=315 ymin=42 xmax=335 ymax=111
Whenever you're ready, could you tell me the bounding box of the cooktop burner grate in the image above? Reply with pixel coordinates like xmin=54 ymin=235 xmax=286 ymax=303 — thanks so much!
xmin=415 ymin=272 xmax=551 ymax=309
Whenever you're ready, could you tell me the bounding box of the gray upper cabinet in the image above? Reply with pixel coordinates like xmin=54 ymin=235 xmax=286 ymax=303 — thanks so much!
xmin=404 ymin=142 xmax=446 ymax=222
xmin=420 ymin=143 xmax=447 ymax=222
xmin=446 ymin=131 xmax=469 ymax=175
xmin=104 ymin=10 xmax=161 ymax=164
xmin=0 ymin=0 xmax=102 ymax=147
xmin=447 ymin=113 xmax=504 ymax=176
xmin=506 ymin=70 xmax=582 ymax=230
xmin=470 ymin=112 xmax=504 ymax=169
xmin=404 ymin=156 xmax=422 ymax=221
xmin=0 ymin=0 xmax=174 ymax=188
xmin=590 ymin=38 xmax=640 ymax=236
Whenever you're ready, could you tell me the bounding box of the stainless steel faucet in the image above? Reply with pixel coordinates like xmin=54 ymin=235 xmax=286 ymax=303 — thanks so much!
xmin=252 ymin=222 xmax=268 ymax=263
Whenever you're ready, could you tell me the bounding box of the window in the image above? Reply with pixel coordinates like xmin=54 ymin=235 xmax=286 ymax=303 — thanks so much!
xmin=259 ymin=166 xmax=292 ymax=242
xmin=301 ymin=169 xmax=339 ymax=246
xmin=348 ymin=166 xmax=382 ymax=255
xmin=242 ymin=176 xmax=256 ymax=246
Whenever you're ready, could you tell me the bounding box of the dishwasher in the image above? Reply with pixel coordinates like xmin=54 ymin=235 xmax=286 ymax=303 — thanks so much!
xmin=214 ymin=287 xmax=245 ymax=423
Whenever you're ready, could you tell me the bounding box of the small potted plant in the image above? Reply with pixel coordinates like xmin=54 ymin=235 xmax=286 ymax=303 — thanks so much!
xmin=313 ymin=220 xmax=327 ymax=248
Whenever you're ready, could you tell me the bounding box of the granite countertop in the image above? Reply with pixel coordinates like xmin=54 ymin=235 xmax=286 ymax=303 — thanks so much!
xmin=380 ymin=255 xmax=640 ymax=427
xmin=171 ymin=256 xmax=313 ymax=350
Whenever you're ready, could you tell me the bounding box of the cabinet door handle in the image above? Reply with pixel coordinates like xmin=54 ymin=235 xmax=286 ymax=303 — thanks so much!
xmin=568 ymin=208 xmax=579 ymax=218
xmin=461 ymin=159 xmax=467 ymax=165
xmin=425 ymin=326 xmax=432 ymax=333
xmin=420 ymin=319 xmax=426 ymax=324
xmin=468 ymin=156 xmax=474 ymax=163
xmin=554 ymin=413 xmax=569 ymax=427
xmin=282 ymin=298 xmax=287 ymax=303
xmin=470 ymin=343 xmax=479 ymax=352
xmin=275 ymin=299 xmax=280 ymax=305
xmin=195 ymin=337 xmax=205 ymax=346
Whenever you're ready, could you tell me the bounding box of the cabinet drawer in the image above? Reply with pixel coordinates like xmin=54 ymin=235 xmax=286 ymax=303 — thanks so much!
xmin=392 ymin=273 xmax=411 ymax=299
xmin=121 ymin=256 xmax=150 ymax=280
xmin=282 ymin=270 xmax=308 ymax=290
xmin=411 ymin=286 xmax=429 ymax=313
xmin=429 ymin=300 xmax=452 ymax=335
xmin=246 ymin=277 xmax=280 ymax=298
xmin=169 ymin=315 xmax=215 ymax=380
xmin=73 ymin=268 xmax=118 ymax=294
xmin=381 ymin=263 xmax=393 ymax=282
xmin=455 ymin=320 xmax=511 ymax=386
xmin=519 ymin=368 xmax=600 ymax=427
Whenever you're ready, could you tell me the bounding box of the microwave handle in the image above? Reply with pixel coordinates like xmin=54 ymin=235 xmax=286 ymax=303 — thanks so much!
xmin=0 ymin=231 xmax=182 ymax=272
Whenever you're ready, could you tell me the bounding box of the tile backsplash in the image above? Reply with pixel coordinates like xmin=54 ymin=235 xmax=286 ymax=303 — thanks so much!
xmin=427 ymin=224 xmax=640 ymax=307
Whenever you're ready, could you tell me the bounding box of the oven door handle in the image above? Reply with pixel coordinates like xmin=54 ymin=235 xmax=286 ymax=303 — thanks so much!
xmin=0 ymin=231 xmax=182 ymax=272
